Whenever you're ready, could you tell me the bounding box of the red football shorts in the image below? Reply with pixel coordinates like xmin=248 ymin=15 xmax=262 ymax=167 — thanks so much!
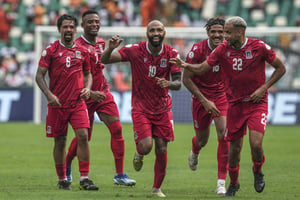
xmin=225 ymin=101 xmax=268 ymax=141
xmin=132 ymin=111 xmax=174 ymax=143
xmin=192 ymin=95 xmax=228 ymax=131
xmin=46 ymin=103 xmax=90 ymax=137
xmin=86 ymin=92 xmax=120 ymax=124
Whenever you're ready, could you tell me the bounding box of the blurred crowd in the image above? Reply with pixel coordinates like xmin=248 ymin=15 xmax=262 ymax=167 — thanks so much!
xmin=0 ymin=0 xmax=300 ymax=89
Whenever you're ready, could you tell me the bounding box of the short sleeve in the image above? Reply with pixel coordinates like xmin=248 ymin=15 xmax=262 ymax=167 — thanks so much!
xmin=38 ymin=47 xmax=52 ymax=69
xmin=260 ymin=41 xmax=276 ymax=64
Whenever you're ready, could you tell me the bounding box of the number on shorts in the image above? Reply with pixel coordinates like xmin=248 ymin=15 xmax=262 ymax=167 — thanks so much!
xmin=261 ymin=113 xmax=267 ymax=126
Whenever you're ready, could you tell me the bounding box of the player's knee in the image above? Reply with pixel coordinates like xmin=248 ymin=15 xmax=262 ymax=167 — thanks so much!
xmin=76 ymin=131 xmax=89 ymax=144
xmin=230 ymin=144 xmax=242 ymax=156
xmin=217 ymin=129 xmax=226 ymax=140
xmin=54 ymin=136 xmax=67 ymax=150
xmin=251 ymin=143 xmax=263 ymax=154
xmin=250 ymin=138 xmax=263 ymax=150
xmin=155 ymin=146 xmax=167 ymax=154
xmin=197 ymin=137 xmax=208 ymax=147
xmin=138 ymin=143 xmax=152 ymax=155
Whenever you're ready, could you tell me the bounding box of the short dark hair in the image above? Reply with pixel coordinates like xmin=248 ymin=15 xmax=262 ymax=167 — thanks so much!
xmin=82 ymin=10 xmax=99 ymax=20
xmin=57 ymin=14 xmax=78 ymax=30
xmin=204 ymin=18 xmax=225 ymax=31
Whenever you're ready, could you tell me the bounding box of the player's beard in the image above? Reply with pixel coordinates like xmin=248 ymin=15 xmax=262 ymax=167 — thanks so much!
xmin=64 ymin=33 xmax=73 ymax=43
xmin=148 ymin=35 xmax=164 ymax=47
xmin=227 ymin=39 xmax=238 ymax=48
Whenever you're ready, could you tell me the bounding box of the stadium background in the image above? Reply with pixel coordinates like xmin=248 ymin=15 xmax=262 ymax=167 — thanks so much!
xmin=0 ymin=0 xmax=300 ymax=124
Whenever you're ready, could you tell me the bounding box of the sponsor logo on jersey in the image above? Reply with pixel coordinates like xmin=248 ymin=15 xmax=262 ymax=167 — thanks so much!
xmin=76 ymin=51 xmax=81 ymax=59
xmin=144 ymin=57 xmax=147 ymax=63
xmin=160 ymin=59 xmax=167 ymax=68
xmin=245 ymin=50 xmax=253 ymax=59
xmin=59 ymin=52 xmax=62 ymax=56
xmin=227 ymin=51 xmax=230 ymax=57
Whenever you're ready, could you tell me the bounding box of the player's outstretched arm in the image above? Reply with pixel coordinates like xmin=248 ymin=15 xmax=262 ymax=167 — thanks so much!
xmin=170 ymin=58 xmax=211 ymax=75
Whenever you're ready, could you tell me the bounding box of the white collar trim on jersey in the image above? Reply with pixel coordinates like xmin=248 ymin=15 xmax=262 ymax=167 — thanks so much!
xmin=146 ymin=41 xmax=164 ymax=55
xmin=59 ymin=40 xmax=76 ymax=48
xmin=81 ymin=35 xmax=96 ymax=44
xmin=234 ymin=37 xmax=248 ymax=49
xmin=207 ymin=39 xmax=213 ymax=51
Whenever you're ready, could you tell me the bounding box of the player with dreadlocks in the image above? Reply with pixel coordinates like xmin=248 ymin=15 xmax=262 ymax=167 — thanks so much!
xmin=183 ymin=17 xmax=229 ymax=195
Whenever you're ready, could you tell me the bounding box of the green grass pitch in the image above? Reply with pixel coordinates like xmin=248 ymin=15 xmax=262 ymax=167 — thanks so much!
xmin=0 ymin=123 xmax=299 ymax=200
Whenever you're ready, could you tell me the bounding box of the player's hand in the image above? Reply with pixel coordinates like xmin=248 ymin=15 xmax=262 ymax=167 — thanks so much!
xmin=80 ymin=88 xmax=90 ymax=100
xmin=250 ymin=86 xmax=266 ymax=103
xmin=90 ymin=91 xmax=106 ymax=102
xmin=169 ymin=57 xmax=188 ymax=68
xmin=155 ymin=77 xmax=170 ymax=88
xmin=203 ymin=100 xmax=220 ymax=116
xmin=108 ymin=35 xmax=123 ymax=50
xmin=47 ymin=93 xmax=61 ymax=107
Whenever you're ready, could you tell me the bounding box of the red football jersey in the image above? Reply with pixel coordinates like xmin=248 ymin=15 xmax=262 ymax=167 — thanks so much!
xmin=76 ymin=36 xmax=110 ymax=94
xmin=38 ymin=40 xmax=91 ymax=107
xmin=118 ymin=41 xmax=181 ymax=114
xmin=185 ymin=39 xmax=226 ymax=100
xmin=207 ymin=38 xmax=276 ymax=103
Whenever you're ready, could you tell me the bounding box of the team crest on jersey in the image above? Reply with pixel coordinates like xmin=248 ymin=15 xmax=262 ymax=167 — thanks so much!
xmin=76 ymin=51 xmax=81 ymax=59
xmin=245 ymin=50 xmax=253 ymax=59
xmin=160 ymin=59 xmax=167 ymax=68
xmin=46 ymin=125 xmax=52 ymax=134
